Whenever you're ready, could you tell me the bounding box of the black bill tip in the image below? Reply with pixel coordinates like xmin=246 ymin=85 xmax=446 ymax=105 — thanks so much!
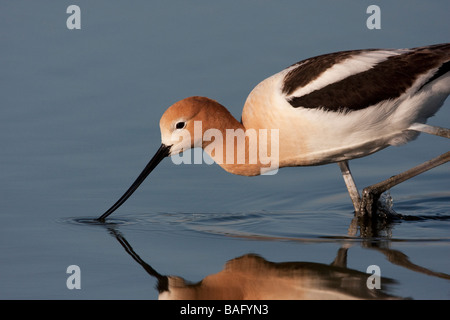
xmin=97 ymin=144 xmax=171 ymax=222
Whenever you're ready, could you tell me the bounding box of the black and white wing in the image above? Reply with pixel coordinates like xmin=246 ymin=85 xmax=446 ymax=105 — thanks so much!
xmin=282 ymin=43 xmax=450 ymax=113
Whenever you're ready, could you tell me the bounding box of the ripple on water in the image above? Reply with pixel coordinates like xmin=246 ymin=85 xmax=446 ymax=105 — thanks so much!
xmin=168 ymin=210 xmax=359 ymax=242
xmin=59 ymin=200 xmax=450 ymax=243
xmin=60 ymin=216 xmax=139 ymax=227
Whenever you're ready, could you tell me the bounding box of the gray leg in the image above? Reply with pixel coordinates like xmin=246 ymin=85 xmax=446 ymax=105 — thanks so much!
xmin=359 ymin=124 xmax=450 ymax=216
xmin=409 ymin=123 xmax=450 ymax=139
xmin=339 ymin=125 xmax=449 ymax=218
xmin=338 ymin=161 xmax=361 ymax=214
xmin=360 ymin=151 xmax=450 ymax=217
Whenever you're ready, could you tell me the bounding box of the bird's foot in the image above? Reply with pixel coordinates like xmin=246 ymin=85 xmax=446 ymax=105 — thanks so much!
xmin=357 ymin=187 xmax=396 ymax=220
xmin=359 ymin=186 xmax=380 ymax=218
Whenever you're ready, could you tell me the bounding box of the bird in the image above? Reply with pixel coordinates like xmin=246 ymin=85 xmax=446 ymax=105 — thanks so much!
xmin=97 ymin=43 xmax=450 ymax=221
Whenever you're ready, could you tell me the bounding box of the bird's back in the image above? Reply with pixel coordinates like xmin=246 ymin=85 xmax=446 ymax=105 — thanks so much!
xmin=242 ymin=44 xmax=450 ymax=167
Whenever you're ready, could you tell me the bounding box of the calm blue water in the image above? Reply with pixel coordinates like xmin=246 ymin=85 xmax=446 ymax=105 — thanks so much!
xmin=1 ymin=1 xmax=449 ymax=300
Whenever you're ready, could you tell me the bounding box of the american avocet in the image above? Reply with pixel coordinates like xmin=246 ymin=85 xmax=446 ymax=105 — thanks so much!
xmin=98 ymin=43 xmax=449 ymax=221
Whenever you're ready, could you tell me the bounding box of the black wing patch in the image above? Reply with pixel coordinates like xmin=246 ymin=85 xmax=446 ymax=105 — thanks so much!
xmin=284 ymin=44 xmax=450 ymax=112
xmin=282 ymin=49 xmax=366 ymax=96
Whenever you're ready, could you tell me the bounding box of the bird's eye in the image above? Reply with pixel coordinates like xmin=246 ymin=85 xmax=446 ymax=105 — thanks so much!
xmin=175 ymin=121 xmax=186 ymax=129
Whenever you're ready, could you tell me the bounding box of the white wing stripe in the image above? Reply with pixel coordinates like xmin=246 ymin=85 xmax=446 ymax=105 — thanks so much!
xmin=286 ymin=50 xmax=405 ymax=99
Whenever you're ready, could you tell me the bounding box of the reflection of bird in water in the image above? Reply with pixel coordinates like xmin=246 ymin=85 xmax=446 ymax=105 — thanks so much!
xmin=98 ymin=44 xmax=449 ymax=221
xmin=108 ymin=227 xmax=404 ymax=300
xmin=159 ymin=253 xmax=401 ymax=300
